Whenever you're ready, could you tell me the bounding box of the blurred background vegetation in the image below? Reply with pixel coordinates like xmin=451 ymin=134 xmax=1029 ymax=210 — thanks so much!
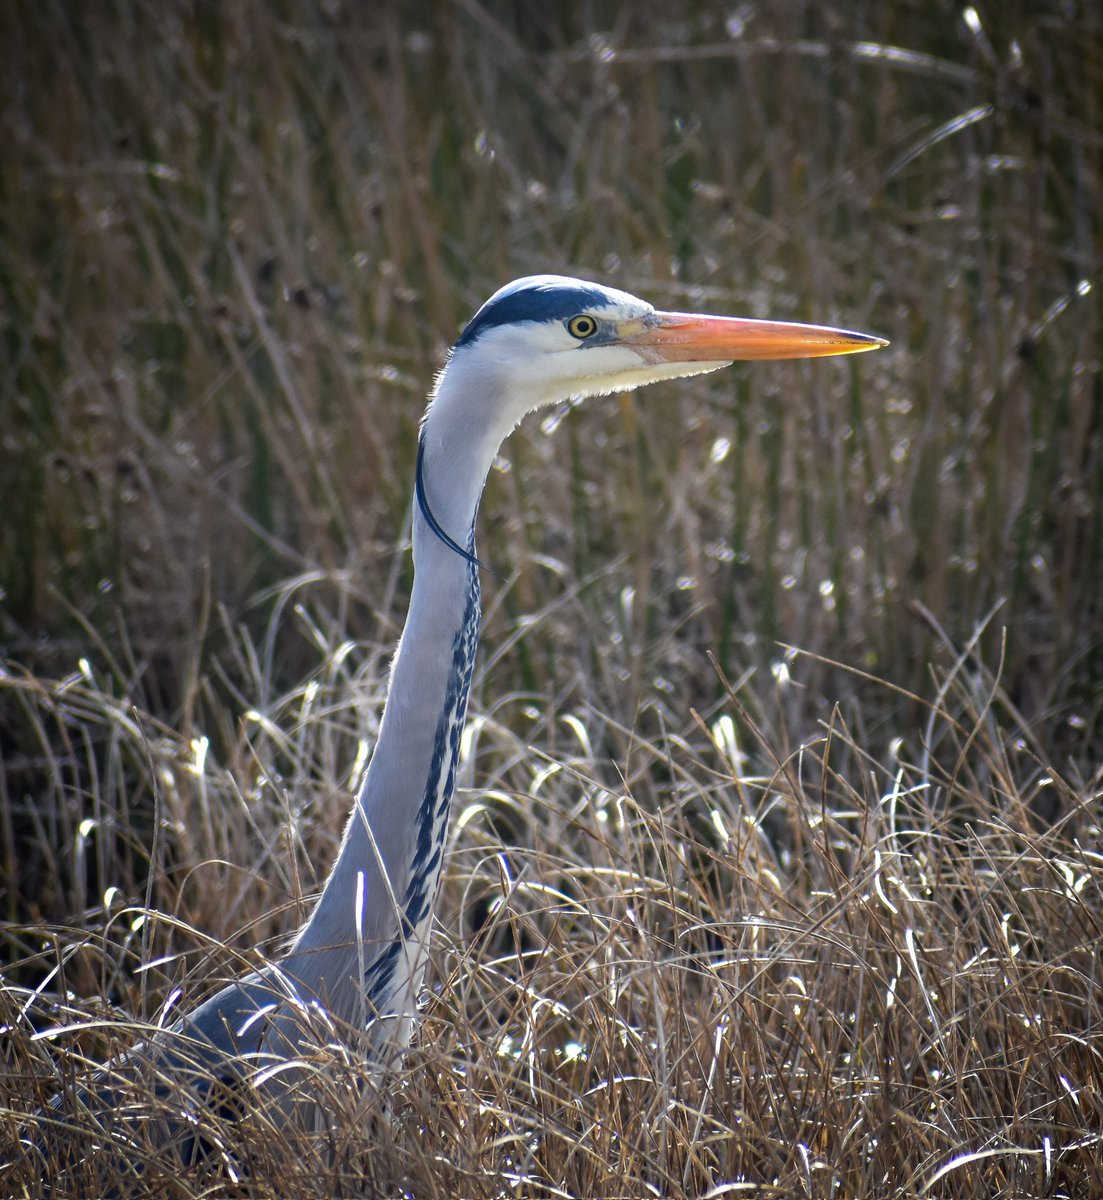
xmin=1 ymin=0 xmax=1100 ymax=926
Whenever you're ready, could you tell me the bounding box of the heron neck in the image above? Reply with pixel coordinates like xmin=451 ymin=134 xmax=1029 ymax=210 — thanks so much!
xmin=284 ymin=404 xmax=504 ymax=1030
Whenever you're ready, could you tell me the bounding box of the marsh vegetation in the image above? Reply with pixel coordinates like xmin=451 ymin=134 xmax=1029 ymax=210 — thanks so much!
xmin=2 ymin=3 xmax=1101 ymax=1196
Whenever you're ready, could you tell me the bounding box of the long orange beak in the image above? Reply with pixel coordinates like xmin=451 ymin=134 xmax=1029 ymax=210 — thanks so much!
xmin=622 ymin=310 xmax=888 ymax=363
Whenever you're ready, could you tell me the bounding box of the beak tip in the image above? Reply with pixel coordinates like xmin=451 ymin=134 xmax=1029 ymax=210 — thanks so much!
xmin=845 ymin=332 xmax=889 ymax=354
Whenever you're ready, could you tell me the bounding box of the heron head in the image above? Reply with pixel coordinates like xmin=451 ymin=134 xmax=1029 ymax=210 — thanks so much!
xmin=437 ymin=274 xmax=886 ymax=423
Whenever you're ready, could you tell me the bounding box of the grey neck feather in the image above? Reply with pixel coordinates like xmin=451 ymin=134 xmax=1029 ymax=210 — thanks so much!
xmin=274 ymin=429 xmax=488 ymax=1051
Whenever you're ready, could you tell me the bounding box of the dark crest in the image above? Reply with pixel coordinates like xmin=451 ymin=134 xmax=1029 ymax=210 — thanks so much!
xmin=454 ymin=276 xmax=613 ymax=349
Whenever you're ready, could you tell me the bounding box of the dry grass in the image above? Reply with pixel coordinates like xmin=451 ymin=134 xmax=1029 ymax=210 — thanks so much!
xmin=2 ymin=2 xmax=1102 ymax=1197
xmin=3 ymin=650 xmax=1102 ymax=1197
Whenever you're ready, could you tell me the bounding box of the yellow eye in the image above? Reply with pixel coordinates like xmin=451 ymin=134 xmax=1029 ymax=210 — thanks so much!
xmin=567 ymin=314 xmax=598 ymax=339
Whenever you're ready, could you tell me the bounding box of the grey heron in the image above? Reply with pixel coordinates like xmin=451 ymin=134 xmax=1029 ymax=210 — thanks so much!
xmin=60 ymin=275 xmax=886 ymax=1137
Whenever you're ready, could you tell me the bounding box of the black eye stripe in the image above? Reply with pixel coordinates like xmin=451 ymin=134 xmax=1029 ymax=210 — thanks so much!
xmin=454 ymin=281 xmax=611 ymax=348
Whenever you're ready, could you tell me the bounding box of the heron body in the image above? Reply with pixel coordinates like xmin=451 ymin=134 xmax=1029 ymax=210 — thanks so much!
xmin=75 ymin=277 xmax=886 ymax=1121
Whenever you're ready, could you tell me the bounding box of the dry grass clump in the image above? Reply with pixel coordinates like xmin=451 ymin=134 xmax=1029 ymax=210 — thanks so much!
xmin=3 ymin=644 xmax=1102 ymax=1198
